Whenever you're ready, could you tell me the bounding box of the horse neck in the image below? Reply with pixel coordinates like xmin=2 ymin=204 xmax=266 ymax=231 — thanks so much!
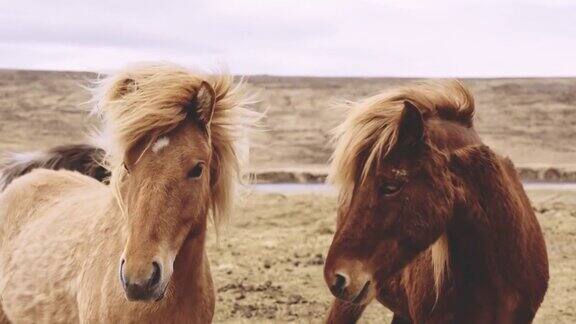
xmin=174 ymin=225 xmax=207 ymax=281
xmin=447 ymin=161 xmax=544 ymax=293
xmin=172 ymin=226 xmax=210 ymax=289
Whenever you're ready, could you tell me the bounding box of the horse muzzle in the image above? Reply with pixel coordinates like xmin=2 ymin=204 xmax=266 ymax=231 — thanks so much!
xmin=327 ymin=272 xmax=373 ymax=304
xmin=325 ymin=258 xmax=375 ymax=304
xmin=120 ymin=259 xmax=168 ymax=302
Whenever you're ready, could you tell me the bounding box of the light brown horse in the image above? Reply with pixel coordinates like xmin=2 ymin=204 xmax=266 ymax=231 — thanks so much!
xmin=324 ymin=81 xmax=549 ymax=323
xmin=0 ymin=63 xmax=257 ymax=323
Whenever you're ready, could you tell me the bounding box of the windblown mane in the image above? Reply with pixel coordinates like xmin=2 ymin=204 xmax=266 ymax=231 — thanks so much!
xmin=329 ymin=80 xmax=474 ymax=203
xmin=90 ymin=63 xmax=258 ymax=228
xmin=328 ymin=80 xmax=475 ymax=297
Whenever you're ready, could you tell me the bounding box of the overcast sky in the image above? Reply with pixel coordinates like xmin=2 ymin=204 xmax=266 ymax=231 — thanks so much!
xmin=1 ymin=0 xmax=575 ymax=77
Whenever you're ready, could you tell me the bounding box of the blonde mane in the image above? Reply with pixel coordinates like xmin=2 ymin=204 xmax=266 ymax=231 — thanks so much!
xmin=328 ymin=80 xmax=475 ymax=296
xmin=90 ymin=62 xmax=258 ymax=229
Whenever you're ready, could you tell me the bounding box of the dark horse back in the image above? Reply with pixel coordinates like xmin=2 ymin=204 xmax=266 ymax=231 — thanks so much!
xmin=0 ymin=144 xmax=109 ymax=191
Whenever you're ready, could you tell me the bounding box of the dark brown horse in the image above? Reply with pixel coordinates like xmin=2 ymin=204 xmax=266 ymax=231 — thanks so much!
xmin=1 ymin=144 xmax=108 ymax=190
xmin=324 ymin=80 xmax=549 ymax=323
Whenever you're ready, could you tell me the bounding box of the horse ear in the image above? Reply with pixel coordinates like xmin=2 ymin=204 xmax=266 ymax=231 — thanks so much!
xmin=112 ymin=78 xmax=138 ymax=99
xmin=195 ymin=81 xmax=216 ymax=126
xmin=397 ymin=101 xmax=424 ymax=147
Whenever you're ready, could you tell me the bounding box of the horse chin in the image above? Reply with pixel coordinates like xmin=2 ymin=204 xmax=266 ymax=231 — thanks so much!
xmin=123 ymin=279 xmax=170 ymax=303
xmin=350 ymin=281 xmax=376 ymax=305
xmin=152 ymin=284 xmax=169 ymax=302
xmin=332 ymin=280 xmax=376 ymax=305
xmin=125 ymin=285 xmax=168 ymax=303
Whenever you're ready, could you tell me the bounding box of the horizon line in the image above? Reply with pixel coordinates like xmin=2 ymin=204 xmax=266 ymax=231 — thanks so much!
xmin=1 ymin=66 xmax=575 ymax=80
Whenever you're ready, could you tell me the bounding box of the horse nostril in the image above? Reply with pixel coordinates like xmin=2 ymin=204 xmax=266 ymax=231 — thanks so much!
xmin=149 ymin=261 xmax=161 ymax=288
xmin=332 ymin=273 xmax=348 ymax=295
xmin=120 ymin=259 xmax=127 ymax=285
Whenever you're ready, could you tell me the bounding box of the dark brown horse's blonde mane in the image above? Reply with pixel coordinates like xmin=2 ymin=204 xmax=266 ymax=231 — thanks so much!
xmin=90 ymin=63 xmax=258 ymax=229
xmin=329 ymin=80 xmax=474 ymax=203
xmin=328 ymin=80 xmax=475 ymax=297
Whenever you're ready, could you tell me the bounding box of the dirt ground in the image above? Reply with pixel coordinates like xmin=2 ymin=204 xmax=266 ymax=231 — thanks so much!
xmin=1 ymin=70 xmax=575 ymax=172
xmin=206 ymin=189 xmax=576 ymax=323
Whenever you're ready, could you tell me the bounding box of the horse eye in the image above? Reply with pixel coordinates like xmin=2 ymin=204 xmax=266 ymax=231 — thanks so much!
xmin=379 ymin=182 xmax=404 ymax=196
xmin=187 ymin=162 xmax=205 ymax=179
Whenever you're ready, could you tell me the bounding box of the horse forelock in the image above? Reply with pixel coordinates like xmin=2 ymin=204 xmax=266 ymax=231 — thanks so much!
xmin=89 ymin=62 xmax=259 ymax=229
xmin=329 ymin=79 xmax=474 ymax=201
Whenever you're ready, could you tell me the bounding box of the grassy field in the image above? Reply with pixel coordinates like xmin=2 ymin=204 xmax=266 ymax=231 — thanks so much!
xmin=207 ymin=190 xmax=576 ymax=323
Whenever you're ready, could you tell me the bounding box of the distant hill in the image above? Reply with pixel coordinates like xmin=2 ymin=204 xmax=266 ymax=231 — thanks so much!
xmin=2 ymin=69 xmax=575 ymax=179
